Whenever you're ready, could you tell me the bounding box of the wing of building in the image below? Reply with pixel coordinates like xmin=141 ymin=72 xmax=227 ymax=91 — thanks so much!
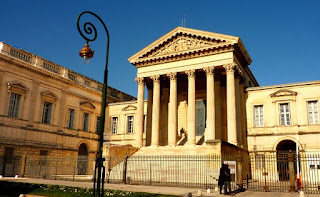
xmin=0 ymin=42 xmax=135 ymax=177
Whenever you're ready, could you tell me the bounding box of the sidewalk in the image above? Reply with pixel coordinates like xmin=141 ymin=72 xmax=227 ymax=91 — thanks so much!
xmin=0 ymin=177 xmax=315 ymax=197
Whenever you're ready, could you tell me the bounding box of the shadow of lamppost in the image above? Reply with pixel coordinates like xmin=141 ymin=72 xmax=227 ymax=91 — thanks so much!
xmin=77 ymin=11 xmax=110 ymax=197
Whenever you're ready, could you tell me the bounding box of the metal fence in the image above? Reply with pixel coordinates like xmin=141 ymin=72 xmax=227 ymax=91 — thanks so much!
xmin=248 ymin=152 xmax=320 ymax=194
xmin=0 ymin=156 xmax=95 ymax=181
xmin=106 ymin=155 xmax=238 ymax=190
xmin=2 ymin=153 xmax=320 ymax=194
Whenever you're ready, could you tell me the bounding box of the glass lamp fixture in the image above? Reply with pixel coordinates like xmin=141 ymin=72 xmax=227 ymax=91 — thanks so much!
xmin=79 ymin=43 xmax=94 ymax=64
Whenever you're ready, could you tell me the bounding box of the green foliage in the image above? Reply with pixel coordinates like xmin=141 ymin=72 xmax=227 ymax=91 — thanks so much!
xmin=0 ymin=181 xmax=177 ymax=197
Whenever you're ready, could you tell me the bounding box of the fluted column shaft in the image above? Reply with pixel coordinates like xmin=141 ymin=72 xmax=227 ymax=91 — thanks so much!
xmin=135 ymin=77 xmax=145 ymax=147
xmin=168 ymin=72 xmax=177 ymax=146
xmin=186 ymin=70 xmax=196 ymax=145
xmin=151 ymin=75 xmax=160 ymax=146
xmin=204 ymin=67 xmax=216 ymax=142
xmin=224 ymin=64 xmax=237 ymax=145
xmin=146 ymin=86 xmax=153 ymax=146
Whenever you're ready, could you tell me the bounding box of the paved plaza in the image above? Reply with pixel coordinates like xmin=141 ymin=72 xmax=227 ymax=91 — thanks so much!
xmin=0 ymin=177 xmax=317 ymax=197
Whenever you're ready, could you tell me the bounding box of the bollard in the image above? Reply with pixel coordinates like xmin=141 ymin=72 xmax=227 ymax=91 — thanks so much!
xmin=288 ymin=153 xmax=296 ymax=192
xmin=237 ymin=151 xmax=243 ymax=190
xmin=197 ymin=190 xmax=202 ymax=197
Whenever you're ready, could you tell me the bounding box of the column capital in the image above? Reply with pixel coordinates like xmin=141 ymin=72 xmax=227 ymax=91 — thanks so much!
xmin=185 ymin=69 xmax=195 ymax=78
xmin=223 ymin=63 xmax=236 ymax=74
xmin=150 ymin=75 xmax=160 ymax=84
xmin=204 ymin=67 xmax=215 ymax=76
xmin=135 ymin=77 xmax=144 ymax=85
xmin=167 ymin=72 xmax=177 ymax=81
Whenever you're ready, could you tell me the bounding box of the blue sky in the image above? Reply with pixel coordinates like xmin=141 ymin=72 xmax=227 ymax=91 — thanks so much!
xmin=1 ymin=1 xmax=319 ymax=97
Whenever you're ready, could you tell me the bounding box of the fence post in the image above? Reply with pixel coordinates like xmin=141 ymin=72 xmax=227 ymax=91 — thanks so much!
xmin=123 ymin=156 xmax=128 ymax=184
xmin=20 ymin=154 xmax=26 ymax=177
xmin=237 ymin=151 xmax=243 ymax=190
xmin=288 ymin=152 xmax=296 ymax=192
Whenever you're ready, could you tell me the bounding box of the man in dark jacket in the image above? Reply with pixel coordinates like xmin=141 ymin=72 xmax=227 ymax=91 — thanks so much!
xmin=219 ymin=163 xmax=232 ymax=195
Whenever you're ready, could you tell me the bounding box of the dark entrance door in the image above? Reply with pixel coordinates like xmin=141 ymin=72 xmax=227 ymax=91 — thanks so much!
xmin=196 ymin=100 xmax=206 ymax=136
xmin=2 ymin=147 xmax=15 ymax=176
xmin=77 ymin=144 xmax=88 ymax=175
xmin=276 ymin=140 xmax=298 ymax=181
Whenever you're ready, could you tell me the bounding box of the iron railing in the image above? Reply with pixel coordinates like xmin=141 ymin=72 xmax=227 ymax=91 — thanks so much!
xmin=1 ymin=153 xmax=320 ymax=194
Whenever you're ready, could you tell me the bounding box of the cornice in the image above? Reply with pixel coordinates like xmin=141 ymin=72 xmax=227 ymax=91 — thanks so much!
xmin=247 ymin=80 xmax=320 ymax=92
xmin=136 ymin=45 xmax=234 ymax=68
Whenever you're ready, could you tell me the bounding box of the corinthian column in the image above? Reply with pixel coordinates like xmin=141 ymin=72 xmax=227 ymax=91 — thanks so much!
xmin=135 ymin=77 xmax=145 ymax=147
xmin=168 ymin=72 xmax=177 ymax=146
xmin=146 ymin=84 xmax=153 ymax=146
xmin=151 ymin=75 xmax=160 ymax=146
xmin=224 ymin=63 xmax=237 ymax=145
xmin=204 ymin=67 xmax=216 ymax=142
xmin=185 ymin=70 xmax=196 ymax=145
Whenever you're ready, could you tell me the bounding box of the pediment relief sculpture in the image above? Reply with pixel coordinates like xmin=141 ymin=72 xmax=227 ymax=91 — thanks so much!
xmin=122 ymin=105 xmax=137 ymax=111
xmin=128 ymin=27 xmax=252 ymax=66
xmin=145 ymin=35 xmax=225 ymax=58
xmin=270 ymin=89 xmax=298 ymax=97
xmin=40 ymin=91 xmax=58 ymax=102
xmin=7 ymin=81 xmax=29 ymax=94
xmin=80 ymin=101 xmax=96 ymax=109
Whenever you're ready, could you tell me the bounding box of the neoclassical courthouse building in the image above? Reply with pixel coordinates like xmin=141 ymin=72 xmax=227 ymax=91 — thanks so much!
xmin=0 ymin=27 xmax=319 ymax=175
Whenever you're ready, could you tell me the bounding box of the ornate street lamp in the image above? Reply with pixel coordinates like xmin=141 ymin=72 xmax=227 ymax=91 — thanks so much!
xmin=77 ymin=11 xmax=110 ymax=197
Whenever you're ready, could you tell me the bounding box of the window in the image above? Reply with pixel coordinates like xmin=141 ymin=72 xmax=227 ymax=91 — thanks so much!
xmin=280 ymin=103 xmax=290 ymax=126
xmin=96 ymin=116 xmax=100 ymax=134
xmin=68 ymin=109 xmax=75 ymax=129
xmin=127 ymin=116 xmax=134 ymax=134
xmin=42 ymin=102 xmax=53 ymax=124
xmin=83 ymin=113 xmax=90 ymax=131
xmin=112 ymin=117 xmax=118 ymax=134
xmin=8 ymin=93 xmax=21 ymax=118
xmin=308 ymin=101 xmax=319 ymax=125
xmin=40 ymin=150 xmax=48 ymax=165
xmin=255 ymin=154 xmax=265 ymax=169
xmin=254 ymin=105 xmax=264 ymax=127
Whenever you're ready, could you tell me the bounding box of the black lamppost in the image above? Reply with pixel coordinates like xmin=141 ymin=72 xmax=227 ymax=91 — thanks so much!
xmin=77 ymin=11 xmax=109 ymax=197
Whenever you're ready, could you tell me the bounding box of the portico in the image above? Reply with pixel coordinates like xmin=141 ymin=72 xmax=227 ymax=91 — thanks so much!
xmin=129 ymin=27 xmax=258 ymax=152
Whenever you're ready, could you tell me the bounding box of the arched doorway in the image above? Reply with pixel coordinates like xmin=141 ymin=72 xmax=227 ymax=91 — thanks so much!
xmin=77 ymin=143 xmax=88 ymax=175
xmin=276 ymin=140 xmax=299 ymax=181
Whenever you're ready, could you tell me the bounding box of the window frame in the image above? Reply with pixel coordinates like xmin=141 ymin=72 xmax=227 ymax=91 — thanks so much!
xmin=6 ymin=82 xmax=28 ymax=119
xmin=67 ymin=108 xmax=76 ymax=129
xmin=111 ymin=116 xmax=119 ymax=135
xmin=279 ymin=103 xmax=291 ymax=126
xmin=126 ymin=115 xmax=134 ymax=134
xmin=255 ymin=154 xmax=266 ymax=169
xmin=8 ymin=92 xmax=22 ymax=118
xmin=253 ymin=105 xmax=264 ymax=127
xmin=42 ymin=102 xmax=53 ymax=124
xmin=83 ymin=112 xmax=90 ymax=131
xmin=307 ymin=100 xmax=319 ymax=125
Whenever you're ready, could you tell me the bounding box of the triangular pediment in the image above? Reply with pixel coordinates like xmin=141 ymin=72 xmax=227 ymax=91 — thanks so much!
xmin=122 ymin=105 xmax=137 ymax=111
xmin=7 ymin=81 xmax=28 ymax=91
xmin=80 ymin=101 xmax=96 ymax=109
xmin=270 ymin=89 xmax=298 ymax=97
xmin=40 ymin=91 xmax=58 ymax=102
xmin=128 ymin=27 xmax=246 ymax=65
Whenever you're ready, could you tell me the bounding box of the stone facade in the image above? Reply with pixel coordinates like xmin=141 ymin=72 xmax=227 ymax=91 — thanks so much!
xmin=108 ymin=27 xmax=320 ymax=157
xmin=0 ymin=42 xmax=135 ymax=176
xmin=247 ymin=81 xmax=320 ymax=153
xmin=108 ymin=27 xmax=259 ymax=156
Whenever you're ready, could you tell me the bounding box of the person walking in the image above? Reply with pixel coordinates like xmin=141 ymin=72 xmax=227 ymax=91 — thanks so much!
xmin=219 ymin=163 xmax=232 ymax=195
